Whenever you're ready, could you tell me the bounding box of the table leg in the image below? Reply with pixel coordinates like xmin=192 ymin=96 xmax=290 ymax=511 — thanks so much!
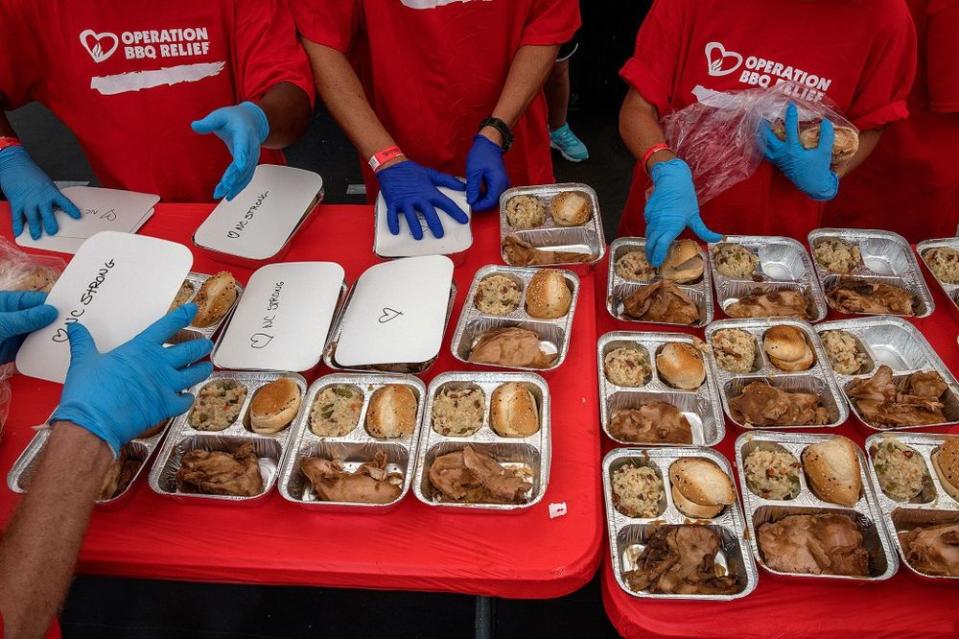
xmin=474 ymin=595 xmax=494 ymax=639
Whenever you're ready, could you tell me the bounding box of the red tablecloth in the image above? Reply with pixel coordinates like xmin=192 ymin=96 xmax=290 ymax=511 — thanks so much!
xmin=0 ymin=203 xmax=603 ymax=599
xmin=594 ymin=256 xmax=959 ymax=638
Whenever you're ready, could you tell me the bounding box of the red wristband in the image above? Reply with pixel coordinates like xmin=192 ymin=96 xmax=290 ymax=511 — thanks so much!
xmin=642 ymin=143 xmax=672 ymax=175
xmin=0 ymin=137 xmax=22 ymax=152
xmin=368 ymin=146 xmax=404 ymax=172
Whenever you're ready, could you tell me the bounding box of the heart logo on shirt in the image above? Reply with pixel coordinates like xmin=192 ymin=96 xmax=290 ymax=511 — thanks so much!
xmin=704 ymin=41 xmax=743 ymax=77
xmin=378 ymin=308 xmax=404 ymax=324
xmin=79 ymin=29 xmax=119 ymax=64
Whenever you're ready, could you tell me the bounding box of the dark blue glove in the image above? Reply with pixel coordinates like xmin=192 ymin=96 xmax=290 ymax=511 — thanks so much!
xmin=51 ymin=304 xmax=213 ymax=455
xmin=377 ymin=160 xmax=468 ymax=240
xmin=465 ymin=135 xmax=509 ymax=212
xmin=644 ymin=159 xmax=722 ymax=267
xmin=0 ymin=146 xmax=82 ymax=240
xmin=760 ymin=102 xmax=839 ymax=201
xmin=0 ymin=291 xmax=57 ymax=364
xmin=191 ymin=101 xmax=269 ymax=201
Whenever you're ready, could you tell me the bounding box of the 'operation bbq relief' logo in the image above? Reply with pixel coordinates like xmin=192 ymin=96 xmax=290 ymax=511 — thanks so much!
xmin=704 ymin=41 xmax=833 ymax=103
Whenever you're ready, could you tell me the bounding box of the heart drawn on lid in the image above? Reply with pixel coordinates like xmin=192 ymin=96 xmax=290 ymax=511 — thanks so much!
xmin=79 ymin=29 xmax=119 ymax=64
xmin=250 ymin=333 xmax=275 ymax=349
xmin=704 ymin=41 xmax=743 ymax=78
xmin=379 ymin=308 xmax=404 ymax=324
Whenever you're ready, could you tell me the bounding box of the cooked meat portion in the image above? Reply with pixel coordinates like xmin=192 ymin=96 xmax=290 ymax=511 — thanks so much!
xmin=176 ymin=443 xmax=263 ymax=497
xmin=899 ymin=522 xmax=959 ymax=577
xmin=300 ymin=451 xmax=403 ymax=504
xmin=428 ymin=445 xmax=532 ymax=504
xmin=624 ymin=526 xmax=742 ymax=595
xmin=609 ymin=403 xmax=692 ymax=444
xmin=827 ymin=279 xmax=916 ymax=316
xmin=729 ymin=382 xmax=830 ymax=427
xmin=468 ymin=327 xmax=558 ymax=369
xmin=847 ymin=365 xmax=947 ymax=427
xmin=502 ymin=235 xmax=591 ymax=266
xmin=758 ymin=513 xmax=870 ymax=577
xmin=725 ymin=289 xmax=811 ymax=319
xmin=623 ymin=281 xmax=699 ymax=325
xmin=98 ymin=445 xmax=140 ymax=501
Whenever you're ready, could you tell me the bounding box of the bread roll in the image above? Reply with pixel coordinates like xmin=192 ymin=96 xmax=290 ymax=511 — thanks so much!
xmin=250 ymin=378 xmax=302 ymax=434
xmin=660 ymin=239 xmax=704 ymax=284
xmin=769 ymin=349 xmax=815 ymax=372
xmin=490 ymin=382 xmax=540 ymax=437
xmin=525 ymin=269 xmax=572 ymax=319
xmin=366 ymin=384 xmax=418 ymax=439
xmin=802 ymin=437 xmax=862 ymax=507
xmin=656 ymin=342 xmax=705 ymax=390
xmin=932 ymin=440 xmax=959 ymax=502
xmin=763 ymin=326 xmax=808 ymax=362
xmin=550 ymin=191 xmax=591 ymax=226
xmin=668 ymin=458 xmax=735 ymax=519
xmin=193 ymin=271 xmax=238 ymax=328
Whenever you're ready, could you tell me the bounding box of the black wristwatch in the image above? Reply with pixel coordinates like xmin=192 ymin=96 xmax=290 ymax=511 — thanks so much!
xmin=479 ymin=117 xmax=514 ymax=152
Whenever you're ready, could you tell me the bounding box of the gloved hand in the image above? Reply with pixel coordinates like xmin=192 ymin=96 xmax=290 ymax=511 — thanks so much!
xmin=377 ymin=160 xmax=468 ymax=240
xmin=0 ymin=146 xmax=82 ymax=240
xmin=191 ymin=101 xmax=269 ymax=201
xmin=465 ymin=135 xmax=509 ymax=212
xmin=760 ymin=102 xmax=839 ymax=201
xmin=644 ymin=158 xmax=722 ymax=267
xmin=51 ymin=304 xmax=214 ymax=456
xmin=0 ymin=291 xmax=57 ymax=364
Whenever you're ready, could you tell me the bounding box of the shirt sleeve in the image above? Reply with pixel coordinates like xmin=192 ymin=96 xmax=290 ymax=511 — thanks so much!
xmin=845 ymin=0 xmax=917 ymax=130
xmin=927 ymin=0 xmax=959 ymax=112
xmin=289 ymin=0 xmax=362 ymax=53
xmin=520 ymin=0 xmax=581 ymax=47
xmin=233 ymin=0 xmax=316 ymax=106
xmin=0 ymin=0 xmax=42 ymax=109
xmin=618 ymin=0 xmax=692 ymax=116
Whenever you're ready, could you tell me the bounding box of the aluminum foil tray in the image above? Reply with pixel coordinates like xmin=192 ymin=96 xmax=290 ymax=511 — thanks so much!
xmin=168 ymin=271 xmax=244 ymax=345
xmin=916 ymin=238 xmax=959 ymax=316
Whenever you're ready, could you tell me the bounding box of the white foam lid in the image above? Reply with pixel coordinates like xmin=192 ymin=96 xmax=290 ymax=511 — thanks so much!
xmin=212 ymin=262 xmax=345 ymax=372
xmin=373 ymin=188 xmax=473 ymax=258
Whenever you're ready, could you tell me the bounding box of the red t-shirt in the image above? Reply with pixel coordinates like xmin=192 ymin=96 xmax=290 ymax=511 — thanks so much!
xmin=618 ymin=0 xmax=917 ymax=241
xmin=825 ymin=0 xmax=959 ymax=241
xmin=0 ymin=0 xmax=314 ymax=202
xmin=291 ymin=0 xmax=580 ymax=196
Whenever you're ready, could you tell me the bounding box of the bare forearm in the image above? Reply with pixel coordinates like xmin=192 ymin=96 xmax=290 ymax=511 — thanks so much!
xmin=836 ymin=128 xmax=882 ymax=178
xmin=620 ymin=89 xmax=675 ymax=171
xmin=257 ymin=82 xmax=311 ymax=149
xmin=480 ymin=45 xmax=559 ymax=145
xmin=0 ymin=423 xmax=111 ymax=638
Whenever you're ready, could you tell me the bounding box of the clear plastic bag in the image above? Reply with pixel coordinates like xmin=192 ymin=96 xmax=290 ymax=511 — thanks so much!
xmin=660 ymin=82 xmax=859 ymax=205
xmin=0 ymin=236 xmax=65 ymax=293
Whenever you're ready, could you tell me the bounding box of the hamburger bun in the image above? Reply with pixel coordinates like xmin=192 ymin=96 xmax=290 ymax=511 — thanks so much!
xmin=801 ymin=437 xmax=862 ymax=507
xmin=366 ymin=384 xmax=418 ymax=439
xmin=763 ymin=326 xmax=809 ymax=361
xmin=250 ymin=378 xmax=302 ymax=434
xmin=669 ymin=458 xmax=735 ymax=519
xmin=525 ymin=269 xmax=572 ymax=319
xmin=932 ymin=440 xmax=959 ymax=502
xmin=660 ymin=239 xmax=704 ymax=284
xmin=656 ymin=342 xmax=706 ymax=390
xmin=193 ymin=271 xmax=238 ymax=328
xmin=549 ymin=191 xmax=592 ymax=226
xmin=490 ymin=382 xmax=540 ymax=437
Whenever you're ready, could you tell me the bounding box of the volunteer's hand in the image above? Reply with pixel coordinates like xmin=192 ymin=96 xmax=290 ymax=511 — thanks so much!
xmin=51 ymin=304 xmax=213 ymax=456
xmin=377 ymin=160 xmax=468 ymax=240
xmin=465 ymin=135 xmax=509 ymax=212
xmin=191 ymin=101 xmax=269 ymax=201
xmin=644 ymin=158 xmax=722 ymax=267
xmin=0 ymin=291 xmax=57 ymax=364
xmin=761 ymin=102 xmax=839 ymax=201
xmin=0 ymin=146 xmax=82 ymax=240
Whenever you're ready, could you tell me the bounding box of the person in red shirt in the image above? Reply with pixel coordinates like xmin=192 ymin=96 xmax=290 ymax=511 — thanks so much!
xmin=826 ymin=0 xmax=959 ymax=241
xmin=291 ymin=0 xmax=580 ymax=240
xmin=618 ymin=0 xmax=917 ymax=265
xmin=0 ymin=0 xmax=314 ymax=240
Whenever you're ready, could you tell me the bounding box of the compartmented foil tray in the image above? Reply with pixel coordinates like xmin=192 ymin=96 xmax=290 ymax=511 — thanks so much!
xmin=705 ymin=318 xmax=847 ymax=430
xmin=451 ymin=265 xmax=579 ymax=372
xmin=499 ymin=183 xmax=606 ymax=267
xmin=916 ymin=238 xmax=959 ymax=315
xmin=707 ymin=236 xmax=827 ymax=323
xmin=412 ymin=372 xmax=551 ymax=512
xmin=277 ymin=373 xmax=425 ymax=511
xmin=603 ymin=447 xmax=757 ymax=600
xmin=597 ymin=331 xmax=724 ymax=447
xmin=814 ymin=317 xmax=959 ymax=431
xmin=808 ymin=228 xmax=934 ymax=318
xmin=8 ymin=418 xmax=173 ymax=507
xmin=323 ymin=283 xmax=457 ymax=375
xmin=864 ymin=433 xmax=959 ymax=581
xmin=606 ymin=237 xmax=713 ymax=327
xmin=735 ymin=431 xmax=898 ymax=582
xmin=149 ymin=371 xmax=308 ymax=503
xmin=169 ymin=271 xmax=244 ymax=344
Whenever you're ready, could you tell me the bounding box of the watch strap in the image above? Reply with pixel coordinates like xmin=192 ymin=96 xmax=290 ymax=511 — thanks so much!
xmin=479 ymin=117 xmax=513 ymax=152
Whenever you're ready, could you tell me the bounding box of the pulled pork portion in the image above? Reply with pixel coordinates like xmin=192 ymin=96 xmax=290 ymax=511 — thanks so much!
xmin=609 ymin=403 xmax=692 ymax=444
xmin=468 ymin=327 xmax=558 ymax=369
xmin=176 ymin=442 xmax=263 ymax=497
xmin=502 ymin=235 xmax=592 ymax=266
xmin=758 ymin=513 xmax=870 ymax=577
xmin=624 ymin=526 xmax=742 ymax=595
xmin=827 ymin=278 xmax=917 ymax=316
xmin=846 ymin=365 xmax=947 ymax=428
xmin=899 ymin=522 xmax=959 ymax=577
xmin=623 ymin=281 xmax=699 ymax=325
xmin=725 ymin=289 xmax=811 ymax=319
xmin=729 ymin=381 xmax=830 ymax=427
xmin=300 ymin=451 xmax=403 ymax=504
xmin=429 ymin=445 xmax=532 ymax=504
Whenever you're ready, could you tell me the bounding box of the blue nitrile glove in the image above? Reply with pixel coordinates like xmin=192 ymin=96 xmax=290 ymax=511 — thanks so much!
xmin=377 ymin=160 xmax=468 ymax=240
xmin=644 ymin=158 xmax=722 ymax=267
xmin=760 ymin=102 xmax=839 ymax=201
xmin=466 ymin=135 xmax=509 ymax=212
xmin=51 ymin=304 xmax=214 ymax=456
xmin=0 ymin=146 xmax=82 ymax=240
xmin=0 ymin=291 xmax=57 ymax=364
xmin=191 ymin=101 xmax=269 ymax=201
